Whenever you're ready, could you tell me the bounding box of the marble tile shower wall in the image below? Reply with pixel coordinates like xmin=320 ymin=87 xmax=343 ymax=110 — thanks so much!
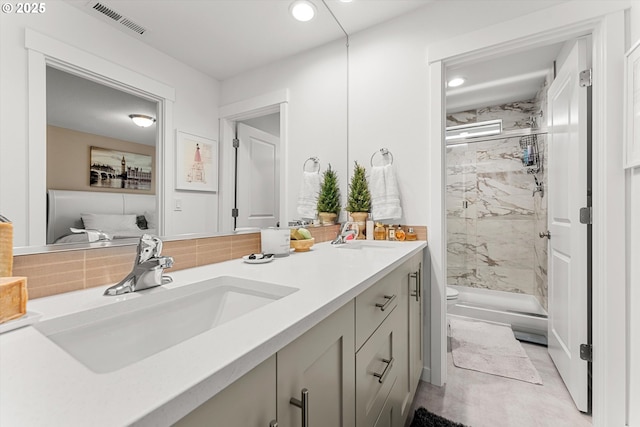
xmin=446 ymin=99 xmax=548 ymax=306
xmin=533 ymin=76 xmax=550 ymax=311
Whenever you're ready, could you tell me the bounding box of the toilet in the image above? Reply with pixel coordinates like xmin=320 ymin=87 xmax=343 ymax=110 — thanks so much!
xmin=446 ymin=286 xmax=459 ymax=308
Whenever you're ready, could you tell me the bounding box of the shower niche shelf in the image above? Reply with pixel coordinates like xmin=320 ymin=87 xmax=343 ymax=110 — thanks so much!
xmin=519 ymin=134 xmax=541 ymax=174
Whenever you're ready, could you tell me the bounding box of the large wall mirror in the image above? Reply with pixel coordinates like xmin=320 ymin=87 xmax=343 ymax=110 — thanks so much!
xmin=5 ymin=0 xmax=348 ymax=253
xmin=45 ymin=66 xmax=160 ymax=245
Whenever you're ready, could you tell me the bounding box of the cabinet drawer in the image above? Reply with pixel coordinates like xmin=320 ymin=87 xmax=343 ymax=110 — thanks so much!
xmin=372 ymin=378 xmax=398 ymax=427
xmin=356 ymin=308 xmax=399 ymax=427
xmin=355 ymin=270 xmax=400 ymax=350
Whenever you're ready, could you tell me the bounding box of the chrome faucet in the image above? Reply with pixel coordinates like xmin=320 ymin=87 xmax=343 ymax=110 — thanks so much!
xmin=104 ymin=234 xmax=174 ymax=296
xmin=331 ymin=222 xmax=358 ymax=245
xmin=532 ymin=175 xmax=544 ymax=198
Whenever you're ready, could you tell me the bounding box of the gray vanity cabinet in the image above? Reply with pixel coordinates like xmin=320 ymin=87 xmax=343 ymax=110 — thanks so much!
xmin=277 ymin=301 xmax=356 ymax=427
xmin=174 ymin=355 xmax=277 ymax=427
xmin=175 ymin=250 xmax=424 ymax=427
xmin=355 ymin=251 xmax=423 ymax=427
xmin=175 ymin=302 xmax=355 ymax=427
xmin=393 ymin=253 xmax=424 ymax=425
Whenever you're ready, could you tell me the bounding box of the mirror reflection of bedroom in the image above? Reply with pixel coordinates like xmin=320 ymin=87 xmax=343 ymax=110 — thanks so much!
xmin=46 ymin=66 xmax=158 ymax=245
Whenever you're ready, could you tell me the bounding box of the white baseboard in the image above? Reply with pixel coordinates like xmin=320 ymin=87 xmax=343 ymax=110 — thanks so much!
xmin=421 ymin=367 xmax=431 ymax=383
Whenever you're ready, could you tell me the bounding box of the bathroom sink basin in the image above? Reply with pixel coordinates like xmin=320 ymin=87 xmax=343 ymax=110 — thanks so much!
xmin=35 ymin=276 xmax=298 ymax=373
xmin=336 ymin=241 xmax=397 ymax=250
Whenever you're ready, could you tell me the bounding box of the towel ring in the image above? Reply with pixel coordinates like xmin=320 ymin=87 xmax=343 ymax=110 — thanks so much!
xmin=303 ymin=157 xmax=320 ymax=173
xmin=370 ymin=148 xmax=394 ymax=167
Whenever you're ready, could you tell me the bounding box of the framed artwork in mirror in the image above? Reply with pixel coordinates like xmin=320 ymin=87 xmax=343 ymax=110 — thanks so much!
xmin=176 ymin=130 xmax=218 ymax=192
xmin=90 ymin=146 xmax=152 ymax=191
xmin=625 ymin=39 xmax=640 ymax=169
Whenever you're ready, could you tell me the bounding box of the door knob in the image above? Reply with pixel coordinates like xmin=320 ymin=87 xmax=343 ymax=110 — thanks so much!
xmin=539 ymin=231 xmax=551 ymax=239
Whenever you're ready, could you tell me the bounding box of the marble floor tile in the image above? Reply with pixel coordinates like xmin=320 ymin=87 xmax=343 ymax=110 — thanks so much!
xmin=409 ymin=340 xmax=592 ymax=427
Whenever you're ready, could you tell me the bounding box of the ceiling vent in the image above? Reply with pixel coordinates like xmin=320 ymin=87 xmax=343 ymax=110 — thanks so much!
xmin=88 ymin=1 xmax=148 ymax=36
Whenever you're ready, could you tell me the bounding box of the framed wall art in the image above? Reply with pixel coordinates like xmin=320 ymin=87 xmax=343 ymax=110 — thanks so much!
xmin=625 ymin=39 xmax=640 ymax=169
xmin=176 ymin=130 xmax=218 ymax=192
xmin=90 ymin=146 xmax=152 ymax=191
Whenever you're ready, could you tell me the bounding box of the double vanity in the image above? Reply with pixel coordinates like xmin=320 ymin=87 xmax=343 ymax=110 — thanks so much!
xmin=0 ymin=239 xmax=427 ymax=426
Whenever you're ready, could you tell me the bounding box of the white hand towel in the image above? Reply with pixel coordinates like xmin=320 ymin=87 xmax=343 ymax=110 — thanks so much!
xmin=370 ymin=164 xmax=402 ymax=220
xmin=297 ymin=171 xmax=322 ymax=219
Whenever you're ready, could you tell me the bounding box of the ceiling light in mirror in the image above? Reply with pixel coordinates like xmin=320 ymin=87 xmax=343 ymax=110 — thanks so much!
xmin=447 ymin=77 xmax=466 ymax=88
xmin=290 ymin=0 xmax=316 ymax=22
xmin=129 ymin=114 xmax=156 ymax=128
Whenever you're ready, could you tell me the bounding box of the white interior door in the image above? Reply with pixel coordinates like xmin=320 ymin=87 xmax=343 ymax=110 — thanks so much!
xmin=235 ymin=123 xmax=280 ymax=230
xmin=546 ymin=38 xmax=589 ymax=412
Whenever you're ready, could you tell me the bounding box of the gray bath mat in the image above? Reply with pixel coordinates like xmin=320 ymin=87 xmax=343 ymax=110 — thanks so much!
xmin=449 ymin=317 xmax=543 ymax=384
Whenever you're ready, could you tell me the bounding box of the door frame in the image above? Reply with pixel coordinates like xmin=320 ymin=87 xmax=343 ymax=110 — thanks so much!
xmin=218 ymin=90 xmax=290 ymax=232
xmin=426 ymin=3 xmax=628 ymax=426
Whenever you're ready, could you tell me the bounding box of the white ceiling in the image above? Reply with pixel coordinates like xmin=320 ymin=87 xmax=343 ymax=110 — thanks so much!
xmin=65 ymin=0 xmax=434 ymax=81
xmin=446 ymin=42 xmax=566 ymax=113
xmin=47 ymin=66 xmax=158 ymax=146
xmin=50 ymin=0 xmax=568 ymax=144
xmin=52 ymin=0 xmax=434 ymax=144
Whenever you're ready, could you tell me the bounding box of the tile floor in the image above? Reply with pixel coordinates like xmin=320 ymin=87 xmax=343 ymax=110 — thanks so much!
xmin=409 ymin=337 xmax=592 ymax=427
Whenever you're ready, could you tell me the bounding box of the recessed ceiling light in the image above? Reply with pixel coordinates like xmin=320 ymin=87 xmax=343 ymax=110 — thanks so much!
xmin=290 ymin=0 xmax=316 ymax=22
xmin=447 ymin=77 xmax=466 ymax=88
xmin=128 ymin=114 xmax=156 ymax=128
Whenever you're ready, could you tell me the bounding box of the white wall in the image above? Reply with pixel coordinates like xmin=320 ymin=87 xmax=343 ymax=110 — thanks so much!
xmin=348 ymin=0 xmax=570 ymax=376
xmin=349 ymin=3 xmax=636 ymax=424
xmin=241 ymin=113 xmax=280 ymax=138
xmin=348 ymin=0 xmax=566 ymax=227
xmin=0 ymin=1 xmax=220 ymax=246
xmin=627 ymin=4 xmax=640 ymax=425
xmin=220 ymin=39 xmax=348 ymax=224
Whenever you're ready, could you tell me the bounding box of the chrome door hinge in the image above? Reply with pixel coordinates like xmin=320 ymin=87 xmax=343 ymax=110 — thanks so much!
xmin=580 ymin=343 xmax=593 ymax=362
xmin=231 ymin=208 xmax=238 ymax=218
xmin=579 ymin=69 xmax=592 ymax=87
xmin=233 ymin=138 xmax=240 ymax=148
xmin=579 ymin=207 xmax=592 ymax=225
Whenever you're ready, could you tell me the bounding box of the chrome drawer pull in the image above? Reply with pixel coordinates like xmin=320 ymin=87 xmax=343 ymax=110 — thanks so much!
xmin=373 ymin=357 xmax=395 ymax=383
xmin=375 ymin=294 xmax=396 ymax=311
xmin=410 ymin=272 xmax=419 ymax=302
xmin=290 ymin=388 xmax=309 ymax=427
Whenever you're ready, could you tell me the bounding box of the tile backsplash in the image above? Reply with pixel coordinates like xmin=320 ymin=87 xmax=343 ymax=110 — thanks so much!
xmin=14 ymin=224 xmax=427 ymax=299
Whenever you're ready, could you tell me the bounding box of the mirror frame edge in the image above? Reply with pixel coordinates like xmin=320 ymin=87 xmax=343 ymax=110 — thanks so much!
xmin=25 ymin=28 xmax=175 ymax=247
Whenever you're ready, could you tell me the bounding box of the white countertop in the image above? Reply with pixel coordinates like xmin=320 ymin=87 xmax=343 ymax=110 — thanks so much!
xmin=0 ymin=240 xmax=426 ymax=426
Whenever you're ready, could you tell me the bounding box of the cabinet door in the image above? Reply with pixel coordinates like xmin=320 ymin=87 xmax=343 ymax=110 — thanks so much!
xmin=388 ymin=259 xmax=413 ymax=424
xmin=391 ymin=252 xmax=424 ymax=425
xmin=409 ymin=258 xmax=424 ymax=391
xmin=277 ymin=301 xmax=355 ymax=427
xmin=174 ymin=355 xmax=276 ymax=427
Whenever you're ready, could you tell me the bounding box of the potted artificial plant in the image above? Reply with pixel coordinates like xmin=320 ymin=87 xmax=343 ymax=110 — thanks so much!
xmin=346 ymin=161 xmax=371 ymax=240
xmin=317 ymin=164 xmax=341 ymax=225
